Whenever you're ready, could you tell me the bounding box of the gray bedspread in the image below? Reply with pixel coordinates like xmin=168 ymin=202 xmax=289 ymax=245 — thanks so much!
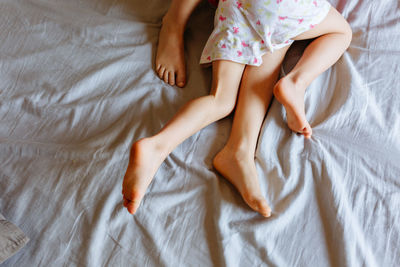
xmin=0 ymin=213 xmax=29 ymax=264
xmin=0 ymin=0 xmax=399 ymax=266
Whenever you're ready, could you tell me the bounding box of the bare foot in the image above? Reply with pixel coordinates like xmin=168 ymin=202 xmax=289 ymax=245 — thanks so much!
xmin=273 ymin=75 xmax=312 ymax=138
xmin=155 ymin=15 xmax=186 ymax=87
xmin=122 ymin=138 xmax=168 ymax=214
xmin=213 ymin=147 xmax=271 ymax=217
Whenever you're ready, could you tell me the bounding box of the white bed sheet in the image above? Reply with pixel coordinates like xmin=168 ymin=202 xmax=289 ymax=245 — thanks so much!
xmin=1 ymin=0 xmax=399 ymax=266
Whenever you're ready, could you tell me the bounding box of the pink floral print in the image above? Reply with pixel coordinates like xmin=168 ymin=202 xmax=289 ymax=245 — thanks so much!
xmin=201 ymin=0 xmax=331 ymax=66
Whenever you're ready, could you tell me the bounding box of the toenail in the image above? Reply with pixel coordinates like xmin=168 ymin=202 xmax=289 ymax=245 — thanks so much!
xmin=178 ymin=82 xmax=184 ymax=87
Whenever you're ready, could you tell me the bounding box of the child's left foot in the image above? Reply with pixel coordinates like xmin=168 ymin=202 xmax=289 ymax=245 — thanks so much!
xmin=273 ymin=75 xmax=312 ymax=138
xmin=213 ymin=146 xmax=271 ymax=217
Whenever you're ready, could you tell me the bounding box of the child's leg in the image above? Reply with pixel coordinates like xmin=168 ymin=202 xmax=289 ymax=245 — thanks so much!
xmin=156 ymin=0 xmax=202 ymax=87
xmin=123 ymin=61 xmax=245 ymax=214
xmin=213 ymin=47 xmax=290 ymax=218
xmin=273 ymin=7 xmax=352 ymax=138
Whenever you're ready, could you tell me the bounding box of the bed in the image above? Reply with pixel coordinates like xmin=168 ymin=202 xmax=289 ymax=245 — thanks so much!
xmin=1 ymin=0 xmax=399 ymax=266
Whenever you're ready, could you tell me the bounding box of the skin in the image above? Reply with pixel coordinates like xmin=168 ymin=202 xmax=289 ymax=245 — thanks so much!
xmin=123 ymin=5 xmax=352 ymax=217
xmin=155 ymin=0 xmax=202 ymax=87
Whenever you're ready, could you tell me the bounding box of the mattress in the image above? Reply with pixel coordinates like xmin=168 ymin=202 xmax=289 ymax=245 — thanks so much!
xmin=0 ymin=0 xmax=399 ymax=266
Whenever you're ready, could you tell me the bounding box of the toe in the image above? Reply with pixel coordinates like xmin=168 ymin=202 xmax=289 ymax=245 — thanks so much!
xmin=298 ymin=127 xmax=308 ymax=134
xmin=163 ymin=70 xmax=169 ymax=84
xmin=258 ymin=200 xmax=271 ymax=217
xmin=122 ymin=188 xmax=142 ymax=214
xmin=244 ymin=193 xmax=271 ymax=217
xmin=176 ymin=70 xmax=186 ymax=88
xmin=249 ymin=196 xmax=270 ymax=217
xmin=126 ymin=201 xmax=138 ymax=214
xmin=158 ymin=67 xmax=165 ymax=79
xmin=307 ymin=125 xmax=313 ymax=136
xmin=156 ymin=63 xmax=161 ymax=72
xmin=304 ymin=131 xmax=312 ymax=139
xmin=168 ymin=71 xmax=175 ymax=86
xmin=300 ymin=125 xmax=312 ymax=138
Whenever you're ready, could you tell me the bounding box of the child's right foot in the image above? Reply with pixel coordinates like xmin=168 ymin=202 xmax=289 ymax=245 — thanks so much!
xmin=122 ymin=138 xmax=168 ymax=214
xmin=213 ymin=146 xmax=271 ymax=217
xmin=155 ymin=15 xmax=186 ymax=87
xmin=273 ymin=75 xmax=312 ymax=138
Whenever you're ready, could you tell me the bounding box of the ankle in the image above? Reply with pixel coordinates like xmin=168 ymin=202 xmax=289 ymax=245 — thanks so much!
xmin=152 ymin=134 xmax=179 ymax=156
xmin=136 ymin=136 xmax=170 ymax=158
xmin=224 ymin=141 xmax=255 ymax=160
xmin=284 ymin=72 xmax=310 ymax=90
xmin=162 ymin=13 xmax=185 ymax=35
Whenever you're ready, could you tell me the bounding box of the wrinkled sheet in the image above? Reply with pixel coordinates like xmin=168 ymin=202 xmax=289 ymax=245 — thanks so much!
xmin=0 ymin=213 xmax=29 ymax=264
xmin=1 ymin=0 xmax=399 ymax=266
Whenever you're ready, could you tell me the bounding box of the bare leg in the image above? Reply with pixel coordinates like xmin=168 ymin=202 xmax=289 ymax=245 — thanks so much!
xmin=273 ymin=7 xmax=352 ymax=138
xmin=123 ymin=61 xmax=245 ymax=214
xmin=213 ymin=47 xmax=289 ymax=217
xmin=155 ymin=0 xmax=202 ymax=87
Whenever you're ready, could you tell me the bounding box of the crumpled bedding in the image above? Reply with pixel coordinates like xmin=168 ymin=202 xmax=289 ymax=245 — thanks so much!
xmin=0 ymin=0 xmax=399 ymax=266
xmin=0 ymin=212 xmax=29 ymax=264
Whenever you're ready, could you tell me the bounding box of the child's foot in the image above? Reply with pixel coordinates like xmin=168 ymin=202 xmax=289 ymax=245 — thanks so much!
xmin=213 ymin=146 xmax=271 ymax=217
xmin=122 ymin=138 xmax=168 ymax=214
xmin=155 ymin=15 xmax=186 ymax=87
xmin=273 ymin=75 xmax=312 ymax=138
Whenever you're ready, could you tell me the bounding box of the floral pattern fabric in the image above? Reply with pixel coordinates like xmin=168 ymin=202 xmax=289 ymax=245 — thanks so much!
xmin=200 ymin=0 xmax=331 ymax=66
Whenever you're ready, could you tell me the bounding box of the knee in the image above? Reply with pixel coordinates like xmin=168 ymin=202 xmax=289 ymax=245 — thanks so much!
xmin=342 ymin=21 xmax=353 ymax=48
xmin=210 ymin=94 xmax=236 ymax=118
